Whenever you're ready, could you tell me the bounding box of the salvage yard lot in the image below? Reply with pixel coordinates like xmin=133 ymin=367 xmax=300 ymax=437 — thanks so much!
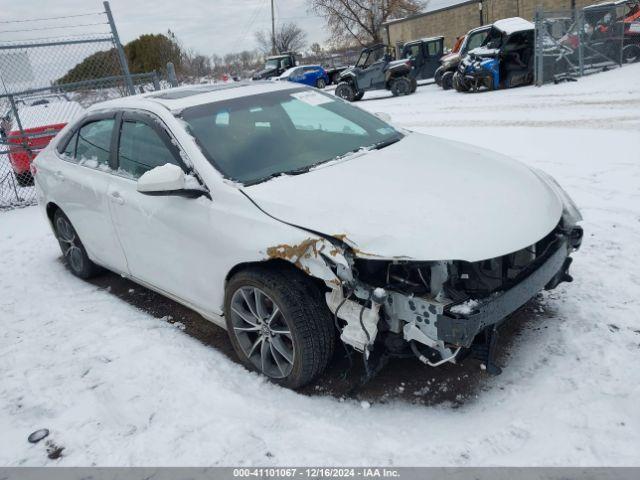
xmin=1 ymin=64 xmax=639 ymax=466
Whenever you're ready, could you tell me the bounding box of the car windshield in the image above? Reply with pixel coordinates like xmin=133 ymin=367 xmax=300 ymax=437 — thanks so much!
xmin=483 ymin=28 xmax=504 ymax=49
xmin=265 ymin=58 xmax=280 ymax=69
xmin=179 ymin=88 xmax=403 ymax=185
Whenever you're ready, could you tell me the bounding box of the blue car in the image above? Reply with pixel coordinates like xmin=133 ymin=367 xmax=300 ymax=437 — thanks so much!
xmin=278 ymin=65 xmax=329 ymax=89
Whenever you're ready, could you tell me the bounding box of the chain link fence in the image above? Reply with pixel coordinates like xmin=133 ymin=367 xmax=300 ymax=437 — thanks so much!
xmin=534 ymin=1 xmax=640 ymax=86
xmin=0 ymin=2 xmax=163 ymax=210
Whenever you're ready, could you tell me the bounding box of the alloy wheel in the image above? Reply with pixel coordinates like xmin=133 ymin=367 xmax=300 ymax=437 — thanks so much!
xmin=229 ymin=286 xmax=295 ymax=379
xmin=55 ymin=216 xmax=84 ymax=273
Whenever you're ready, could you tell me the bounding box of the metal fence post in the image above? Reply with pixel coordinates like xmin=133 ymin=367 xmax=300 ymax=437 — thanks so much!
xmin=534 ymin=8 xmax=543 ymax=87
xmin=7 ymin=93 xmax=32 ymax=160
xmin=577 ymin=9 xmax=585 ymax=77
xmin=166 ymin=62 xmax=178 ymax=88
xmin=152 ymin=71 xmax=161 ymax=91
xmin=103 ymin=1 xmax=135 ymax=95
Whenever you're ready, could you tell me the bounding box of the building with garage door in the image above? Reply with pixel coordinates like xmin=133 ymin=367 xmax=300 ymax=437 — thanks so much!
xmin=383 ymin=0 xmax=600 ymax=52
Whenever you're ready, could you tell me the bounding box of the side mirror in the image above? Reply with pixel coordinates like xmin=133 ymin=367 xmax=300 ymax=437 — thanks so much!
xmin=374 ymin=112 xmax=392 ymax=123
xmin=137 ymin=164 xmax=210 ymax=199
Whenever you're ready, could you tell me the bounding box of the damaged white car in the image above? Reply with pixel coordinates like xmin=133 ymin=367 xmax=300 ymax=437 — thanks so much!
xmin=34 ymin=82 xmax=583 ymax=388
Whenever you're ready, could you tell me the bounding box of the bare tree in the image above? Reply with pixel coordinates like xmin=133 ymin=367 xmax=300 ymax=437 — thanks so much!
xmin=309 ymin=0 xmax=422 ymax=46
xmin=255 ymin=22 xmax=308 ymax=54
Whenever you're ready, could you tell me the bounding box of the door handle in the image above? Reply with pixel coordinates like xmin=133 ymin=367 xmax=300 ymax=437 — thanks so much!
xmin=110 ymin=191 xmax=125 ymax=205
xmin=54 ymin=171 xmax=65 ymax=181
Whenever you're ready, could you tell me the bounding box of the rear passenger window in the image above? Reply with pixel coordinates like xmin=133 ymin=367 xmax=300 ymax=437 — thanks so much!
xmin=76 ymin=119 xmax=114 ymax=166
xmin=118 ymin=120 xmax=179 ymax=178
xmin=62 ymin=131 xmax=78 ymax=158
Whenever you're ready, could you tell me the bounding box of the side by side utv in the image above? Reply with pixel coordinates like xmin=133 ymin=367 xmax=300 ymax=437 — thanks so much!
xmin=435 ymin=25 xmax=492 ymax=90
xmin=252 ymin=52 xmax=297 ymax=80
xmin=334 ymin=44 xmax=415 ymax=101
xmin=400 ymin=36 xmax=445 ymax=81
xmin=454 ymin=17 xmax=535 ymax=93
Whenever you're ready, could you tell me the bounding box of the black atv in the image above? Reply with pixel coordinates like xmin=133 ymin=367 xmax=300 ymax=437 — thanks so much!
xmin=334 ymin=44 xmax=414 ymax=101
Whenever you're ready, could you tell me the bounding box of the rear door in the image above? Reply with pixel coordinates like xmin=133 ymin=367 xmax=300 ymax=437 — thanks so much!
xmin=49 ymin=113 xmax=128 ymax=272
xmin=106 ymin=111 xmax=219 ymax=312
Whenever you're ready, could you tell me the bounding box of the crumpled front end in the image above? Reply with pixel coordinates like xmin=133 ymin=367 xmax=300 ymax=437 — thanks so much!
xmin=319 ymin=215 xmax=583 ymax=372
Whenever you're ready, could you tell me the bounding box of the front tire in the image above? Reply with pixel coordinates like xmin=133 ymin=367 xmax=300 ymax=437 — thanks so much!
xmin=225 ymin=266 xmax=335 ymax=389
xmin=53 ymin=209 xmax=103 ymax=279
xmin=441 ymin=71 xmax=454 ymax=90
xmin=409 ymin=77 xmax=418 ymax=93
xmin=391 ymin=77 xmax=412 ymax=97
xmin=453 ymin=71 xmax=469 ymax=92
xmin=622 ymin=45 xmax=640 ymax=64
xmin=335 ymin=81 xmax=356 ymax=101
xmin=434 ymin=66 xmax=445 ymax=86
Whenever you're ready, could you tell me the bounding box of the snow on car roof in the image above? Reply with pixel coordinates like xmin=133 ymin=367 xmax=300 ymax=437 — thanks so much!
xmin=493 ymin=17 xmax=535 ymax=34
xmin=88 ymin=81 xmax=302 ymax=113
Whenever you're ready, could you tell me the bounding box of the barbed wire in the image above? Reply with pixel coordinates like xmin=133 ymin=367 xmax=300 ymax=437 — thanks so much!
xmin=0 ymin=22 xmax=110 ymax=35
xmin=0 ymin=12 xmax=104 ymax=24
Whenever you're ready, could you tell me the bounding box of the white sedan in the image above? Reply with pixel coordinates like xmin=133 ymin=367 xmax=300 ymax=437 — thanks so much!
xmin=34 ymin=81 xmax=583 ymax=388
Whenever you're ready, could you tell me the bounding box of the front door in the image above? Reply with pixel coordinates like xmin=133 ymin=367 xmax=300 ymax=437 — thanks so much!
xmin=106 ymin=112 xmax=220 ymax=314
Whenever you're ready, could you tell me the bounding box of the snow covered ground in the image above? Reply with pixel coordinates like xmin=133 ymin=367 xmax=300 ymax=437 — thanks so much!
xmin=1 ymin=65 xmax=639 ymax=466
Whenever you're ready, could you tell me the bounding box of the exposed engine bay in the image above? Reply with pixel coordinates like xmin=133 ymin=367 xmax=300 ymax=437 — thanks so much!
xmin=321 ymin=218 xmax=583 ymax=375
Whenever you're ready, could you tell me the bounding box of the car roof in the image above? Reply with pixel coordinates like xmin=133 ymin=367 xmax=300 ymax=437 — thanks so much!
xmin=583 ymin=0 xmax=626 ymax=10
xmin=87 ymin=81 xmax=302 ymax=114
xmin=405 ymin=36 xmax=444 ymax=45
xmin=493 ymin=17 xmax=535 ymax=34
xmin=468 ymin=24 xmax=492 ymax=34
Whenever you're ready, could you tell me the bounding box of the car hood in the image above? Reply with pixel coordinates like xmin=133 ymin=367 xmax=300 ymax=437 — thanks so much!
xmin=253 ymin=68 xmax=277 ymax=79
xmin=242 ymin=133 xmax=563 ymax=262
xmin=440 ymin=52 xmax=461 ymax=64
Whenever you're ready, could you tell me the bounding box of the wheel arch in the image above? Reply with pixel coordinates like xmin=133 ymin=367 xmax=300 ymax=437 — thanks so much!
xmin=224 ymin=259 xmax=329 ymax=295
xmin=45 ymin=201 xmax=61 ymax=227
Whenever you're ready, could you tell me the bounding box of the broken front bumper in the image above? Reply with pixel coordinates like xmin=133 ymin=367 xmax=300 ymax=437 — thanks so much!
xmin=383 ymin=236 xmax=575 ymax=357
xmin=436 ymin=238 xmax=570 ymax=348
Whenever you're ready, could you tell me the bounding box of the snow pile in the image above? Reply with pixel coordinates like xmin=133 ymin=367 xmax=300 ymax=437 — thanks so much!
xmin=450 ymin=300 xmax=480 ymax=315
xmin=1 ymin=64 xmax=639 ymax=466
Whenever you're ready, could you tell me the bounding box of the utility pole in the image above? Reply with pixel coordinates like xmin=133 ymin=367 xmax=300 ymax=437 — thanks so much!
xmin=478 ymin=0 xmax=484 ymax=26
xmin=271 ymin=0 xmax=276 ymax=54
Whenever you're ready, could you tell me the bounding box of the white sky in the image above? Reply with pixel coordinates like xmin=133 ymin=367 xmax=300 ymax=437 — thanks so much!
xmin=0 ymin=0 xmax=329 ymax=56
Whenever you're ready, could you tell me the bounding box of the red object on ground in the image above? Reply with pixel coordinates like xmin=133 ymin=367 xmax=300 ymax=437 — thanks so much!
xmin=8 ymin=123 xmax=67 ymax=175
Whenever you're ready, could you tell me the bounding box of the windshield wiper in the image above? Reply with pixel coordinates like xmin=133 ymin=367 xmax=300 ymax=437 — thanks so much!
xmin=372 ymin=136 xmax=402 ymax=150
xmin=246 ymin=142 xmax=397 ymax=186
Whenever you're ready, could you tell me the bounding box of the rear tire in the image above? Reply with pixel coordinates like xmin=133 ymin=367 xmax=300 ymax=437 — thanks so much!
xmin=316 ymin=77 xmax=327 ymax=89
xmin=225 ymin=266 xmax=335 ymax=389
xmin=52 ymin=209 xmax=103 ymax=279
xmin=391 ymin=77 xmax=412 ymax=97
xmin=441 ymin=71 xmax=454 ymax=90
xmin=335 ymin=81 xmax=356 ymax=101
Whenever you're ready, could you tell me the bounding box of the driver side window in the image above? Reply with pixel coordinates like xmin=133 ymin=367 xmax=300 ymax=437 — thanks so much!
xmin=117 ymin=120 xmax=181 ymax=179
